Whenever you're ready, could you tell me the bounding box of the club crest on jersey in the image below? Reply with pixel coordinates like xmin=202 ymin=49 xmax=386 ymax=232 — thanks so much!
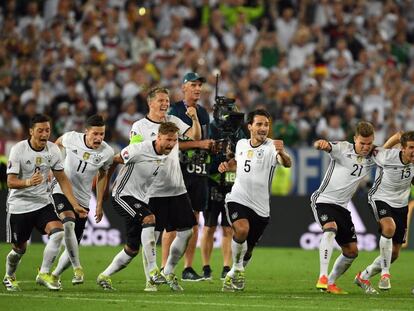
xmin=45 ymin=154 xmax=53 ymax=164
xmin=92 ymin=154 xmax=103 ymax=164
xmin=257 ymin=149 xmax=264 ymax=159
xmin=83 ymin=152 xmax=91 ymax=160
xmin=247 ymin=150 xmax=254 ymax=159
xmin=36 ymin=157 xmax=42 ymax=165
xmin=320 ymin=214 xmax=328 ymax=222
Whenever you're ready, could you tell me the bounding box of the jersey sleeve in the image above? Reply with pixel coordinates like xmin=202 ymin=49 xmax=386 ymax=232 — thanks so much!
xmin=372 ymin=147 xmax=387 ymax=166
xmin=129 ymin=121 xmax=144 ymax=142
xmin=234 ymin=140 xmax=243 ymax=162
xmin=61 ymin=131 xmax=76 ymax=148
xmin=102 ymin=148 xmax=115 ymax=171
xmin=50 ymin=144 xmax=64 ymax=171
xmin=6 ymin=145 xmax=21 ymax=175
xmin=120 ymin=143 xmax=142 ymax=164
xmin=170 ymin=115 xmax=191 ymax=138
xmin=329 ymin=141 xmax=348 ymax=159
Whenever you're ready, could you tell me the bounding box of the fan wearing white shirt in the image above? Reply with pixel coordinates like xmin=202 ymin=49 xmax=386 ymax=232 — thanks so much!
xmin=218 ymin=109 xmax=292 ymax=292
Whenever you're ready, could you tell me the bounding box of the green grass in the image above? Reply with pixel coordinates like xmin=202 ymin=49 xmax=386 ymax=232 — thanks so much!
xmin=0 ymin=244 xmax=413 ymax=310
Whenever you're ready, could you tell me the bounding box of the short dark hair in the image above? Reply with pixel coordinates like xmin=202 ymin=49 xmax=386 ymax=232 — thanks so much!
xmin=400 ymin=131 xmax=414 ymax=147
xmin=86 ymin=114 xmax=105 ymax=128
xmin=355 ymin=121 xmax=374 ymax=137
xmin=158 ymin=122 xmax=179 ymax=135
xmin=30 ymin=114 xmax=50 ymax=128
xmin=246 ymin=109 xmax=271 ymax=125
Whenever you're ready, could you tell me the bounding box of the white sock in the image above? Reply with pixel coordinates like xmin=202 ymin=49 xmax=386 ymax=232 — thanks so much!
xmin=102 ymin=249 xmax=134 ymax=276
xmin=379 ymin=235 xmax=392 ymax=275
xmin=154 ymin=231 xmax=161 ymax=243
xmin=228 ymin=239 xmax=247 ymax=277
xmin=40 ymin=230 xmax=64 ymax=274
xmin=52 ymin=249 xmax=71 ymax=277
xmin=163 ymin=229 xmax=192 ymax=275
xmin=361 ymin=256 xmax=381 ymax=280
xmin=142 ymin=249 xmax=150 ymax=281
xmin=141 ymin=225 xmax=157 ymax=272
xmin=63 ymin=219 xmax=81 ymax=269
xmin=328 ymin=254 xmax=355 ymax=285
xmin=319 ymin=230 xmax=336 ymax=277
xmin=6 ymin=249 xmax=23 ymax=276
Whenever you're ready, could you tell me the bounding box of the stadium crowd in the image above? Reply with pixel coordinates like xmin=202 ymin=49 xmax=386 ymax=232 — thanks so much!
xmin=1 ymin=0 xmax=414 ymax=148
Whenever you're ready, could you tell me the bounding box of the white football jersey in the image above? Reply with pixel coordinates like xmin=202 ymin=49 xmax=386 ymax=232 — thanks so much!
xmin=129 ymin=116 xmax=189 ymax=197
xmin=225 ymin=138 xmax=279 ymax=217
xmin=369 ymin=148 xmax=414 ymax=208
xmin=311 ymin=141 xmax=376 ymax=209
xmin=51 ymin=131 xmax=114 ymax=208
xmin=7 ymin=140 xmax=64 ymax=214
xmin=112 ymin=140 xmax=168 ymax=203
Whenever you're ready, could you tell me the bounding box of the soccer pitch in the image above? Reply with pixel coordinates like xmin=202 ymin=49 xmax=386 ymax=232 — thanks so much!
xmin=0 ymin=244 xmax=413 ymax=310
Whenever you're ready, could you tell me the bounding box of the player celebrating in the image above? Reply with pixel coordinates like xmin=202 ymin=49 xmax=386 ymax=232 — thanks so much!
xmin=50 ymin=115 xmax=114 ymax=286
xmin=355 ymin=131 xmax=414 ymax=292
xmin=218 ymin=109 xmax=292 ymax=292
xmin=130 ymin=87 xmax=199 ymax=291
xmin=3 ymin=114 xmax=85 ymax=291
xmin=312 ymin=121 xmax=376 ymax=294
xmin=97 ymin=122 xmax=179 ymax=290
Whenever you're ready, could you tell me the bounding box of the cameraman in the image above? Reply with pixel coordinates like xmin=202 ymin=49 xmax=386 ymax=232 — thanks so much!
xmin=166 ymin=72 xmax=214 ymax=281
xmin=200 ymin=99 xmax=247 ymax=280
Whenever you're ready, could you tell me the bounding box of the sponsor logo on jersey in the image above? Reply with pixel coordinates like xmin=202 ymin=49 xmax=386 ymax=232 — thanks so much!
xmin=247 ymin=150 xmax=254 ymax=159
xmin=26 ymin=160 xmax=31 ymax=165
xmin=36 ymin=157 xmax=42 ymax=165
xmin=83 ymin=152 xmax=90 ymax=160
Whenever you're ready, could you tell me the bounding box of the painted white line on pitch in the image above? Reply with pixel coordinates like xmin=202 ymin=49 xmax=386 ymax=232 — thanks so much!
xmin=0 ymin=293 xmax=409 ymax=310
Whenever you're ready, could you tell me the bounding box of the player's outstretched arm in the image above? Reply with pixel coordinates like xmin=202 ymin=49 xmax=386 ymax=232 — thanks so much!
xmin=383 ymin=131 xmax=403 ymax=149
xmin=53 ymin=170 xmax=88 ymax=218
xmin=95 ymin=168 xmax=108 ymax=223
xmin=184 ymin=106 xmax=202 ymax=140
xmin=313 ymin=139 xmax=332 ymax=152
xmin=178 ymin=139 xmax=214 ymax=151
xmin=273 ymin=140 xmax=292 ymax=168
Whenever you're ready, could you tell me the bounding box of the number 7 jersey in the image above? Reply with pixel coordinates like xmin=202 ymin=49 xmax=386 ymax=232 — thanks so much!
xmin=225 ymin=138 xmax=279 ymax=217
xmin=311 ymin=141 xmax=376 ymax=209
